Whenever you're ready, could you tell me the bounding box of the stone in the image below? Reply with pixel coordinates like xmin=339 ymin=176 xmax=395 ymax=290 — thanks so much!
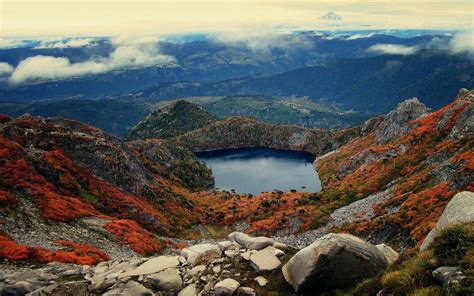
xmin=239 ymin=250 xmax=255 ymax=261
xmin=273 ymin=242 xmax=288 ymax=251
xmin=433 ymin=266 xmax=467 ymax=296
xmin=420 ymin=191 xmax=474 ymax=251
xmin=189 ymin=265 xmax=206 ymax=276
xmin=181 ymin=244 xmax=222 ymax=265
xmin=282 ymin=233 xmax=388 ymax=293
xmin=218 ymin=241 xmax=233 ymax=251
xmin=249 ymin=246 xmax=281 ymax=272
xmin=103 ymin=281 xmax=153 ymax=296
xmin=147 ymin=268 xmax=183 ymax=291
xmin=376 ymin=244 xmax=399 ymax=264
xmin=254 ymin=276 xmax=268 ymax=287
xmin=274 ymin=249 xmax=285 ymax=257
xmin=375 ymin=98 xmax=429 ymax=143
xmin=224 ymin=250 xmax=237 ymax=258
xmin=228 ymin=232 xmax=274 ymax=250
xmin=3 ymin=281 xmax=43 ymax=296
xmin=122 ymin=256 xmax=179 ymax=277
xmin=178 ymin=284 xmax=198 ymax=296
xmin=88 ymin=275 xmax=116 ymax=293
xmin=214 ymin=278 xmax=240 ymax=295
xmin=237 ymin=287 xmax=255 ymax=296
xmin=213 ymin=266 xmax=221 ymax=274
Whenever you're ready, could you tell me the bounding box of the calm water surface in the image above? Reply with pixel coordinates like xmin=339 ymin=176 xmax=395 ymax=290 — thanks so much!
xmin=196 ymin=147 xmax=321 ymax=195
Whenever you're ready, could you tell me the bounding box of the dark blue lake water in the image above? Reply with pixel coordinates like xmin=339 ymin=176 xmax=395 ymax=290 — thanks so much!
xmin=195 ymin=147 xmax=321 ymax=195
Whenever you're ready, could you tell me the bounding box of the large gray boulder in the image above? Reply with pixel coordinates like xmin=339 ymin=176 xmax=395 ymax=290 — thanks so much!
xmin=282 ymin=233 xmax=388 ymax=293
xmin=249 ymin=246 xmax=281 ymax=272
xmin=103 ymin=281 xmax=154 ymax=296
xmin=181 ymin=244 xmax=222 ymax=265
xmin=420 ymin=191 xmax=474 ymax=251
xmin=146 ymin=268 xmax=183 ymax=291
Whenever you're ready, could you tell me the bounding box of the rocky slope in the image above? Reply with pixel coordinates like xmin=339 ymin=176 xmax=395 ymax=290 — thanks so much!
xmin=128 ymin=100 xmax=218 ymax=140
xmin=0 ymin=89 xmax=472 ymax=295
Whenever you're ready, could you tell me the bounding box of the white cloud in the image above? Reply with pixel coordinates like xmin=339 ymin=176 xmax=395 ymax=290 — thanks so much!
xmin=320 ymin=12 xmax=343 ymax=21
xmin=213 ymin=31 xmax=313 ymax=53
xmin=35 ymin=37 xmax=95 ymax=49
xmin=0 ymin=38 xmax=29 ymax=49
xmin=449 ymin=31 xmax=474 ymax=55
xmin=0 ymin=63 xmax=14 ymax=76
xmin=9 ymin=43 xmax=176 ymax=84
xmin=368 ymin=43 xmax=419 ymax=55
xmin=346 ymin=32 xmax=375 ymax=40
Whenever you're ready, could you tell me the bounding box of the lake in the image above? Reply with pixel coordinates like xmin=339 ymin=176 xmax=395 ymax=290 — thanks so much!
xmin=195 ymin=147 xmax=322 ymax=195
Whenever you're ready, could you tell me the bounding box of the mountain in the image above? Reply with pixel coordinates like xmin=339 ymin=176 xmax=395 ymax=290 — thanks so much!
xmin=127 ymin=100 xmax=218 ymax=140
xmin=173 ymin=95 xmax=373 ymax=128
xmin=0 ymin=89 xmax=472 ymax=295
xmin=0 ymin=34 xmax=441 ymax=102
xmin=122 ymin=52 xmax=474 ymax=113
xmin=0 ymin=99 xmax=151 ymax=136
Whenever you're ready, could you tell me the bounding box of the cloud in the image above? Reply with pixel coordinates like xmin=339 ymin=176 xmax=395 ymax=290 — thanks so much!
xmin=35 ymin=37 xmax=96 ymax=49
xmin=368 ymin=43 xmax=419 ymax=55
xmin=9 ymin=43 xmax=176 ymax=84
xmin=449 ymin=31 xmax=474 ymax=56
xmin=0 ymin=63 xmax=14 ymax=76
xmin=320 ymin=12 xmax=342 ymax=21
xmin=346 ymin=32 xmax=375 ymax=40
xmin=0 ymin=38 xmax=29 ymax=49
xmin=213 ymin=30 xmax=313 ymax=53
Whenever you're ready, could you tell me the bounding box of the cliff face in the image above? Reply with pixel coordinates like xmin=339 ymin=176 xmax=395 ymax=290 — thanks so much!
xmin=176 ymin=116 xmax=361 ymax=156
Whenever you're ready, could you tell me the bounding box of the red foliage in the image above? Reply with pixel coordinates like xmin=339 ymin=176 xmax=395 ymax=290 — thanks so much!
xmin=0 ymin=233 xmax=29 ymax=260
xmin=0 ymin=189 xmax=16 ymax=207
xmin=0 ymin=233 xmax=110 ymax=265
xmin=0 ymin=114 xmax=12 ymax=123
xmin=104 ymin=219 xmax=166 ymax=255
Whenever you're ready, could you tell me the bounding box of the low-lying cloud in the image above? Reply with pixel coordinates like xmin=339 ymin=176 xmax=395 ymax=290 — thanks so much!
xmin=449 ymin=31 xmax=474 ymax=56
xmin=320 ymin=12 xmax=343 ymax=21
xmin=0 ymin=63 xmax=14 ymax=76
xmin=35 ymin=37 xmax=95 ymax=49
xmin=9 ymin=42 xmax=176 ymax=84
xmin=368 ymin=43 xmax=419 ymax=55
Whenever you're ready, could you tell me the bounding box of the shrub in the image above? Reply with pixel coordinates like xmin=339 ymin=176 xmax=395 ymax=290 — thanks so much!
xmin=432 ymin=222 xmax=474 ymax=267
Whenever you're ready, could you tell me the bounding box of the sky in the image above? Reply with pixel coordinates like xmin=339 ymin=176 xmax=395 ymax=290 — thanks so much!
xmin=1 ymin=0 xmax=473 ymax=38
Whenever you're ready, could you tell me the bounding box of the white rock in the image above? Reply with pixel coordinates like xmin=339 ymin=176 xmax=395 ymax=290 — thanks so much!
xmin=249 ymin=247 xmax=281 ymax=272
xmin=237 ymin=287 xmax=256 ymax=296
xmin=228 ymin=232 xmax=274 ymax=250
xmin=376 ymin=244 xmax=399 ymax=264
xmin=255 ymin=276 xmax=268 ymax=287
xmin=273 ymin=242 xmax=288 ymax=251
xmin=224 ymin=250 xmax=237 ymax=258
xmin=178 ymin=284 xmax=198 ymax=296
xmin=217 ymin=241 xmax=233 ymax=251
xmin=420 ymin=191 xmax=474 ymax=251
xmin=181 ymin=244 xmax=222 ymax=265
xmin=189 ymin=265 xmax=206 ymax=276
xmin=122 ymin=256 xmax=179 ymax=277
xmin=214 ymin=278 xmax=240 ymax=295
xmin=147 ymin=268 xmax=183 ymax=291
xmin=103 ymin=280 xmax=153 ymax=296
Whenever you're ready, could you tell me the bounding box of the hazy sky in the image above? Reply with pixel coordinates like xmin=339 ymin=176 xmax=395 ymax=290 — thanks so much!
xmin=1 ymin=0 xmax=473 ymax=37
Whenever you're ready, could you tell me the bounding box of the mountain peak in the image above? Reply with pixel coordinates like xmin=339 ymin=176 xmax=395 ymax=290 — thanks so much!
xmin=375 ymin=97 xmax=430 ymax=143
xmin=127 ymin=100 xmax=218 ymax=140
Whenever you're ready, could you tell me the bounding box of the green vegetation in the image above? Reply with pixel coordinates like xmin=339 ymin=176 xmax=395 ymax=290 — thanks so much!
xmin=345 ymin=222 xmax=474 ymax=296
xmin=127 ymin=100 xmax=218 ymax=140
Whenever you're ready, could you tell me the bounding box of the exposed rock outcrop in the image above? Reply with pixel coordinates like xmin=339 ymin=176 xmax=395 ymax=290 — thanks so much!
xmin=375 ymin=98 xmax=429 ymax=143
xmin=282 ymin=233 xmax=388 ymax=293
xmin=420 ymin=191 xmax=474 ymax=251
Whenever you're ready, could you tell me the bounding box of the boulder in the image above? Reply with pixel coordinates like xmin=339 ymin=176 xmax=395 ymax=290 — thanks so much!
xmin=237 ymin=287 xmax=256 ymax=296
xmin=2 ymin=281 xmax=43 ymax=296
xmin=189 ymin=265 xmax=206 ymax=277
xmin=228 ymin=232 xmax=274 ymax=250
xmin=376 ymin=244 xmax=399 ymax=264
xmin=249 ymin=246 xmax=281 ymax=272
xmin=146 ymin=268 xmax=183 ymax=291
xmin=420 ymin=191 xmax=474 ymax=251
xmin=103 ymin=281 xmax=154 ymax=296
xmin=254 ymin=276 xmax=268 ymax=287
xmin=433 ymin=266 xmax=467 ymax=296
xmin=214 ymin=278 xmax=240 ymax=295
xmin=181 ymin=244 xmax=222 ymax=265
xmin=88 ymin=274 xmax=116 ymax=293
xmin=282 ymin=233 xmax=388 ymax=293
xmin=178 ymin=284 xmax=198 ymax=296
xmin=122 ymin=256 xmax=179 ymax=277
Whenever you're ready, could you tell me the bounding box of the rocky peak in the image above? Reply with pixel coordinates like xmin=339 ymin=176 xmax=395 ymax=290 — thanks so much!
xmin=375 ymin=98 xmax=430 ymax=143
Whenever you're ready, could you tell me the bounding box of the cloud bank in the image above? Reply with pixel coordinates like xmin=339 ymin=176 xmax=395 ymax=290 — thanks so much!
xmin=449 ymin=31 xmax=474 ymax=56
xmin=9 ymin=41 xmax=176 ymax=84
xmin=368 ymin=43 xmax=419 ymax=55
xmin=35 ymin=38 xmax=95 ymax=49
xmin=0 ymin=63 xmax=14 ymax=76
